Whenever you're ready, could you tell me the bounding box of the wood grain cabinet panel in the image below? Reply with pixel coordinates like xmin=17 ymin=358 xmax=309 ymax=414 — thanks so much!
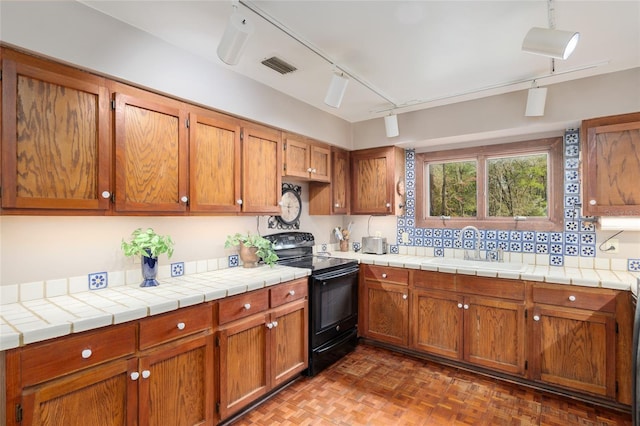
xmin=350 ymin=146 xmax=405 ymax=215
xmin=113 ymin=90 xmax=188 ymax=213
xmin=309 ymin=146 xmax=350 ymax=215
xmin=282 ymin=133 xmax=331 ymax=182
xmin=188 ymin=109 xmax=242 ymax=213
xmin=1 ymin=53 xmax=111 ymax=211
xmin=271 ymin=299 xmax=308 ymax=388
xmin=411 ymin=289 xmax=463 ymax=359
xmin=582 ymin=112 xmax=640 ymax=216
xmin=240 ymin=123 xmax=282 ymax=214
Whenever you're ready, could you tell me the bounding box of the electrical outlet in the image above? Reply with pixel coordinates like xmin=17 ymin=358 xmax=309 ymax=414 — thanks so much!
xmin=402 ymin=232 xmax=409 ymax=243
xmin=605 ymin=239 xmax=619 ymax=254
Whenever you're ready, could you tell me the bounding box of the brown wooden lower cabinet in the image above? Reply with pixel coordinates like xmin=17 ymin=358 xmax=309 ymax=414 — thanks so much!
xmin=217 ymin=280 xmax=309 ymax=422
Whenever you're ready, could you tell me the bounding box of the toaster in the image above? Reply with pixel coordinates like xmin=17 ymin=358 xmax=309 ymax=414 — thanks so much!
xmin=362 ymin=236 xmax=387 ymax=254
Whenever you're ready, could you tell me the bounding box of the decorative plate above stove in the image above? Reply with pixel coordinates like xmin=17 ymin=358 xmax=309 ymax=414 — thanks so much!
xmin=269 ymin=183 xmax=301 ymax=230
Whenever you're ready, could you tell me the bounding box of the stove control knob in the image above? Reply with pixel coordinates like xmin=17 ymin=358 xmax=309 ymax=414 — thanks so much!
xmin=336 ymin=325 xmax=340 ymax=331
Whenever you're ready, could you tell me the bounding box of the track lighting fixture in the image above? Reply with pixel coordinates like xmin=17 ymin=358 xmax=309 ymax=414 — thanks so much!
xmin=384 ymin=113 xmax=399 ymax=138
xmin=522 ymin=27 xmax=580 ymax=60
xmin=324 ymin=72 xmax=349 ymax=108
xmin=525 ymin=81 xmax=547 ymax=117
xmin=217 ymin=7 xmax=254 ymax=65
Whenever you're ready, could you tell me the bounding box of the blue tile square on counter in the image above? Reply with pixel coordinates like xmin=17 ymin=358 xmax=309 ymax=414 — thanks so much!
xmin=229 ymin=254 xmax=239 ymax=268
xmin=434 ymin=248 xmax=444 ymax=257
xmin=629 ymin=259 xmax=640 ymax=272
xmin=352 ymin=242 xmax=361 ymax=252
xmin=88 ymin=272 xmax=108 ymax=290
xmin=565 ymin=245 xmax=579 ymax=256
xmin=171 ymin=262 xmax=184 ymax=277
xmin=550 ymin=255 xmax=564 ymax=266
xmin=390 ymin=245 xmax=399 ymax=254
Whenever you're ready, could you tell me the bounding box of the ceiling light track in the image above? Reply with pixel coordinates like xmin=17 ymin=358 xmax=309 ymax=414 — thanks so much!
xmin=373 ymin=60 xmax=608 ymax=115
xmin=239 ymin=0 xmax=397 ymax=108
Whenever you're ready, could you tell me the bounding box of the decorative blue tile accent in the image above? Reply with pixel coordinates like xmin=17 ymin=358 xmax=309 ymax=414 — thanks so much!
xmin=462 ymin=239 xmax=475 ymax=249
xmin=321 ymin=243 xmax=328 ymax=252
xmin=171 ymin=262 xmax=184 ymax=277
xmin=580 ymin=220 xmax=596 ymax=232
xmin=565 ymin=132 xmax=579 ymax=144
xmin=522 ymin=242 xmax=535 ymax=253
xmin=406 ymin=217 xmax=415 ymax=227
xmin=434 ymin=248 xmax=444 ymax=257
xmin=390 ymin=245 xmax=399 ymax=254
xmin=453 ymin=239 xmax=463 ymax=249
xmin=414 ymin=237 xmax=423 ymax=246
xmin=565 ymin=195 xmax=580 ymax=207
xmin=88 ymin=272 xmax=108 ymax=290
xmin=352 ymin=242 xmax=361 ymax=252
xmin=550 ymin=255 xmax=564 ymax=266
xmin=522 ymin=231 xmax=535 ymax=242
xmin=406 ymin=150 xmax=415 ymax=160
xmin=565 ymin=182 xmax=579 ymax=194
xmin=498 ymin=241 xmax=509 ymax=250
xmin=424 ymin=229 xmax=433 ymax=237
xmin=434 ymin=229 xmax=443 ymax=238
xmin=535 ymin=232 xmax=549 ymax=243
xmin=406 ymin=179 xmax=415 ymax=189
xmin=565 ymin=221 xmax=579 ymax=232
xmin=564 ymin=209 xmax=578 ymax=220
xmin=550 ymin=244 xmax=563 ymax=254
xmin=565 ymin=233 xmax=579 ymax=244
xmin=498 ymin=231 xmax=509 ymax=241
xmin=509 ymin=231 xmax=522 ymax=241
xmin=434 ymin=239 xmax=443 ymax=247
xmin=486 ymin=240 xmax=497 ymax=250
xmin=565 ymin=158 xmax=579 ymax=169
xmin=443 ymin=228 xmax=454 ymax=238
xmin=486 ymin=230 xmax=497 ymax=240
xmin=407 ymin=189 xmax=415 ymax=198
xmin=536 ymin=243 xmax=549 ymax=254
xmin=550 ymin=232 xmax=563 ymax=243
xmin=509 ymin=242 xmax=522 ymax=252
xmin=629 ymin=259 xmax=640 ymax=272
xmin=565 ymin=145 xmax=579 ymax=157
xmin=406 ymin=200 xmax=415 ymax=210
xmin=565 ymin=245 xmax=579 ymax=256
xmin=580 ymin=245 xmax=596 ymax=257
xmin=397 ymin=218 xmax=406 ymax=227
xmin=424 ymin=238 xmax=433 ymax=247
xmin=580 ymin=233 xmax=595 ymax=245
xmin=229 ymin=255 xmax=239 ymax=267
xmin=406 ymin=169 xmax=415 ymax=179
xmin=565 ymin=170 xmax=579 ymax=182
xmin=415 ymin=228 xmax=424 ymax=237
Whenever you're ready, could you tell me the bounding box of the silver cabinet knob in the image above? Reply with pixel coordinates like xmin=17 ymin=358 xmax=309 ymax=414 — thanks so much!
xmin=402 ymin=294 xmax=408 ymax=300
xmin=141 ymin=370 xmax=151 ymax=379
xmin=463 ymin=304 xmax=469 ymax=310
xmin=307 ymin=167 xmax=313 ymax=173
xmin=272 ymin=321 xmax=278 ymax=327
xmin=533 ymin=315 xmax=541 ymax=321
xmin=312 ymin=168 xmax=317 ymax=173
xmin=289 ymin=290 xmax=295 ymax=296
xmin=568 ymin=295 xmax=576 ymax=302
xmin=589 ymin=199 xmax=597 ymax=206
xmin=180 ymin=195 xmax=188 ymax=203
xmin=243 ymin=303 xmax=251 ymax=310
xmin=385 ymin=202 xmax=391 ymax=208
xmin=81 ymin=349 xmax=92 ymax=359
xmin=130 ymin=372 xmax=140 ymax=381
xmin=237 ymin=199 xmax=243 ymax=205
xmin=101 ymin=191 xmax=111 ymax=199
xmin=177 ymin=322 xmax=186 ymax=330
xmin=382 ymin=273 xmax=388 ymax=279
xmin=266 ymin=322 xmax=274 ymax=329
xmin=457 ymin=303 xmax=463 ymax=309
xmin=335 ymin=203 xmax=340 ymax=208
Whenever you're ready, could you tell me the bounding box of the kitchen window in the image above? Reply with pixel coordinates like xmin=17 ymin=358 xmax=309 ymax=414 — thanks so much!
xmin=415 ymin=137 xmax=563 ymax=231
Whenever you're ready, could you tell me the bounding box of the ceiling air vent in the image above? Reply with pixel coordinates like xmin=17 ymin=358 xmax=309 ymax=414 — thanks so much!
xmin=261 ymin=56 xmax=297 ymax=75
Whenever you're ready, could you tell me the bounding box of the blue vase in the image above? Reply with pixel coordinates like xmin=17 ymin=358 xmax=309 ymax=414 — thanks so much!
xmin=141 ymin=252 xmax=159 ymax=287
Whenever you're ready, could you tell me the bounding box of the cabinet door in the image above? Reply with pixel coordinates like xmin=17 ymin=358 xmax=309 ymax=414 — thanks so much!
xmin=283 ymin=135 xmax=311 ymax=179
xmin=271 ymin=299 xmax=309 ymax=388
xmin=114 ymin=92 xmax=188 ymax=212
xmin=350 ymin=146 xmax=404 ymax=215
xmin=1 ymin=57 xmax=110 ymax=210
xmin=331 ymin=147 xmax=349 ymax=214
xmin=411 ymin=289 xmax=463 ymax=360
xmin=531 ymin=305 xmax=616 ymax=398
xmin=138 ymin=334 xmax=214 ymax=426
xmin=241 ymin=123 xmax=282 ymax=214
xmin=464 ymin=295 xmax=526 ymax=376
xmin=362 ymin=281 xmax=409 ymax=346
xmin=309 ymin=144 xmax=331 ymax=182
xmin=188 ymin=110 xmax=241 ymax=213
xmin=583 ymin=112 xmax=640 ymax=216
xmin=218 ymin=313 xmax=270 ymax=420
xmin=21 ymin=358 xmax=137 ymax=426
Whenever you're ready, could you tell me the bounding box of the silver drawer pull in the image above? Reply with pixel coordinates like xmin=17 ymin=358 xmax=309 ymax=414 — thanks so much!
xmin=130 ymin=372 xmax=140 ymax=381
xmin=402 ymin=294 xmax=408 ymax=300
xmin=568 ymin=295 xmax=576 ymax=302
xmin=81 ymin=349 xmax=92 ymax=359
xmin=382 ymin=273 xmax=388 ymax=279
xmin=177 ymin=322 xmax=186 ymax=330
xmin=533 ymin=315 xmax=541 ymax=321
xmin=457 ymin=303 xmax=463 ymax=309
xmin=244 ymin=303 xmax=251 ymax=310
xmin=289 ymin=290 xmax=295 ymax=296
xmin=266 ymin=322 xmax=274 ymax=329
xmin=463 ymin=304 xmax=469 ymax=310
xmin=142 ymin=370 xmax=151 ymax=379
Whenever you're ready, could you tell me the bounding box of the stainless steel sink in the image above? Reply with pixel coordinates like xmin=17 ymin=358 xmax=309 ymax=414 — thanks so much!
xmin=422 ymin=257 xmax=528 ymax=272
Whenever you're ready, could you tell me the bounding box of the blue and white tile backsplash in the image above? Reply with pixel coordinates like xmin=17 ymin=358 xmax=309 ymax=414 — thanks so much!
xmin=398 ymin=129 xmax=637 ymax=271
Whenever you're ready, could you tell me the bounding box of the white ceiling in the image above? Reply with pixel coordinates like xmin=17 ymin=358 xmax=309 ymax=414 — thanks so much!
xmin=81 ymin=1 xmax=639 ymax=123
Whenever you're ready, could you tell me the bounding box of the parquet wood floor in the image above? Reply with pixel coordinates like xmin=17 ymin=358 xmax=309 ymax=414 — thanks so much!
xmin=229 ymin=344 xmax=632 ymax=426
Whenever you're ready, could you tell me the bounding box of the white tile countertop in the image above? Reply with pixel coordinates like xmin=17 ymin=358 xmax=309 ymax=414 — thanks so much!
xmin=0 ymin=265 xmax=310 ymax=351
xmin=2 ymin=250 xmax=638 ymax=352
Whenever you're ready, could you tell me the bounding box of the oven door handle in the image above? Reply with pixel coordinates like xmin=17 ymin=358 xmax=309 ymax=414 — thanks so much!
xmin=315 ymin=329 xmax=358 ymax=354
xmin=312 ymin=265 xmax=359 ymax=281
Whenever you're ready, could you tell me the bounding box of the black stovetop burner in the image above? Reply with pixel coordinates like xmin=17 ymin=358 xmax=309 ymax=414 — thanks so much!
xmin=264 ymin=231 xmax=357 ymax=275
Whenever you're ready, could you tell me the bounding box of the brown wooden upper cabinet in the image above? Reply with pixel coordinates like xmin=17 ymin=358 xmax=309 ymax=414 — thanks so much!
xmin=350 ymin=146 xmax=405 ymax=215
xmin=282 ymin=133 xmax=331 ymax=182
xmin=188 ymin=107 xmax=242 ymax=213
xmin=1 ymin=50 xmax=111 ymax=211
xmin=113 ymin=84 xmax=188 ymax=213
xmin=309 ymin=146 xmax=350 ymax=215
xmin=241 ymin=122 xmax=283 ymax=214
xmin=582 ymin=111 xmax=640 ymax=216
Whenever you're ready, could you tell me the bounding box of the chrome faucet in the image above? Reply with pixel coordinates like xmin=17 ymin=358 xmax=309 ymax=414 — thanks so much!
xmin=458 ymin=225 xmax=481 ymax=260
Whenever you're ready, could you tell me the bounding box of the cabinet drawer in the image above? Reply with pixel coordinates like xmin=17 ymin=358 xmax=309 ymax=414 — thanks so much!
xmin=413 ymin=270 xmax=455 ymax=291
xmin=270 ymin=278 xmax=308 ymax=308
xmin=218 ymin=288 xmax=269 ymax=325
xmin=362 ymin=265 xmax=409 ymax=285
xmin=532 ymin=285 xmax=616 ymax=312
xmin=139 ymin=303 xmax=212 ymax=350
xmin=20 ymin=323 xmax=137 ymax=387
xmin=457 ymin=275 xmax=525 ymax=301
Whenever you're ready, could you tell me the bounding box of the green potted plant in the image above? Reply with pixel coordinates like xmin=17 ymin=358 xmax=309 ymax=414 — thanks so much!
xmin=225 ymin=232 xmax=278 ymax=268
xmin=122 ymin=228 xmax=174 ymax=287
